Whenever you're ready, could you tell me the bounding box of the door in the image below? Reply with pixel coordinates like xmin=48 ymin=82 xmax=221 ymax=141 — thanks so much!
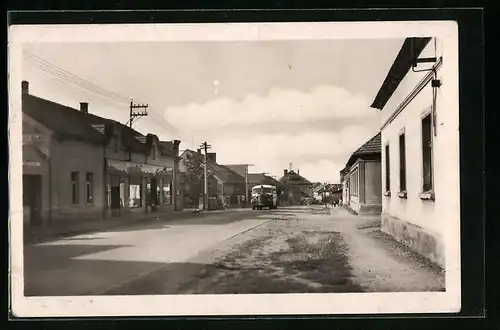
xmin=23 ymin=174 xmax=43 ymax=226
xmin=150 ymin=178 xmax=158 ymax=212
xmin=110 ymin=186 xmax=121 ymax=216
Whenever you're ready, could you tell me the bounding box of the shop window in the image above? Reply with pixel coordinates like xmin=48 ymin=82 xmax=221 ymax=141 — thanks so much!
xmin=119 ymin=182 xmax=125 ymax=208
xmin=350 ymin=168 xmax=359 ymax=197
xmin=163 ymin=181 xmax=172 ymax=205
xmin=71 ymin=171 xmax=79 ymax=205
xmin=86 ymin=172 xmax=94 ymax=204
xmin=129 ymin=181 xmax=142 ymax=208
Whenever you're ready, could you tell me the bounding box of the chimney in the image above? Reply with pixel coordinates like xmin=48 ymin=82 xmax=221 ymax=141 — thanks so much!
xmin=207 ymin=152 xmax=217 ymax=163
xmin=298 ymin=170 xmax=300 ymax=175
xmin=197 ymin=148 xmax=201 ymax=154
xmin=284 ymin=169 xmax=288 ymax=176
xmin=173 ymin=139 xmax=181 ymax=152
xmin=80 ymin=102 xmax=89 ymax=113
xmin=22 ymin=81 xmax=29 ymax=95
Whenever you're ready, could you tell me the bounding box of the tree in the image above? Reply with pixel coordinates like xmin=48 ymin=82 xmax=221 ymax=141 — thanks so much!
xmin=182 ymin=152 xmax=214 ymax=205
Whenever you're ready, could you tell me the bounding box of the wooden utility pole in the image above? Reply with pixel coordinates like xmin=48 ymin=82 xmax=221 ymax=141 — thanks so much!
xmin=129 ymin=100 xmax=149 ymax=128
xmin=200 ymin=141 xmax=211 ymax=210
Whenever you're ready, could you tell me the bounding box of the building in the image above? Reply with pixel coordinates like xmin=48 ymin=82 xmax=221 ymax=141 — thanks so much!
xmin=369 ymin=37 xmax=458 ymax=267
xmin=311 ymin=183 xmax=343 ymax=203
xmin=340 ymin=167 xmax=350 ymax=205
xmin=21 ymin=81 xmax=182 ymax=227
xmin=340 ymin=132 xmax=382 ymax=215
xmin=247 ymin=173 xmax=280 ymax=190
xmin=278 ymin=169 xmax=313 ymax=206
xmin=179 ymin=150 xmax=246 ymax=209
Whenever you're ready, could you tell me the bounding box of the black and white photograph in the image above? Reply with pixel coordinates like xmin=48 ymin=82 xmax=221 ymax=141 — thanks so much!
xmin=8 ymin=21 xmax=461 ymax=316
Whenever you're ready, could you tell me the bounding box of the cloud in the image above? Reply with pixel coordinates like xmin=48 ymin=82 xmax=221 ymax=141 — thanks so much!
xmin=164 ymin=85 xmax=377 ymax=132
xmin=299 ymin=159 xmax=345 ymax=183
xmin=211 ymin=124 xmax=380 ymax=180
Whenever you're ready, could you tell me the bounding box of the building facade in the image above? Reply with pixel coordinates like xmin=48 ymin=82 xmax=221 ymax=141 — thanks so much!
xmin=278 ymin=169 xmax=313 ymax=206
xmin=179 ymin=150 xmax=246 ymax=209
xmin=340 ymin=133 xmax=382 ymax=215
xmin=22 ymin=81 xmax=182 ymax=227
xmin=370 ymin=37 xmax=459 ymax=267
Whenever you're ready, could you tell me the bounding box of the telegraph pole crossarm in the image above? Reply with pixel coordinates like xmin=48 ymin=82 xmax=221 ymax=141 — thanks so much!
xmin=129 ymin=100 xmax=149 ymax=128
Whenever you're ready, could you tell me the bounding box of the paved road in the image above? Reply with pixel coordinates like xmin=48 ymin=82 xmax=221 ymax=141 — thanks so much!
xmin=24 ymin=205 xmax=445 ymax=296
xmin=24 ymin=208 xmax=281 ymax=296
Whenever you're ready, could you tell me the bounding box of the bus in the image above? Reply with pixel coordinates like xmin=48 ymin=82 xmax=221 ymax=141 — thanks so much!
xmin=250 ymin=184 xmax=278 ymax=210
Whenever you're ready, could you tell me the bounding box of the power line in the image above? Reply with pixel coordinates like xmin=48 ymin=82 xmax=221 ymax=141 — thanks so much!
xmin=23 ymin=50 xmax=186 ymax=138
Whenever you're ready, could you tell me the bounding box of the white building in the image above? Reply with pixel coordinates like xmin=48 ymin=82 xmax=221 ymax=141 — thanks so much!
xmin=370 ymin=37 xmax=459 ymax=267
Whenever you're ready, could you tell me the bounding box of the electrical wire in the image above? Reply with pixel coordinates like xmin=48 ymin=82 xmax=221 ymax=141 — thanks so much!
xmin=23 ymin=50 xmax=190 ymax=140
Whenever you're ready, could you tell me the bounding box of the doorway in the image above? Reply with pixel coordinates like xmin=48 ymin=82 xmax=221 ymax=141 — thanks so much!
xmin=23 ymin=174 xmax=43 ymax=226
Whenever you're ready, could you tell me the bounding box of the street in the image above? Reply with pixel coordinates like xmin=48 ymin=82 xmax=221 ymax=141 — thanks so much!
xmin=24 ymin=206 xmax=445 ymax=296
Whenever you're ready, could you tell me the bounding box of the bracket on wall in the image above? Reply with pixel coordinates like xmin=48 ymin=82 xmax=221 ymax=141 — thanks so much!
xmin=411 ymin=57 xmax=438 ymax=73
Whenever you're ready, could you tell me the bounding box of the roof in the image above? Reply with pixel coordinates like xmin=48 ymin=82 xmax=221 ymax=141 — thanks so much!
xmin=278 ymin=170 xmax=312 ymax=186
xmin=158 ymin=141 xmax=177 ymax=157
xmin=371 ymin=37 xmax=432 ymax=110
xmin=345 ymin=132 xmax=381 ymax=168
xmin=180 ymin=150 xmax=245 ymax=184
xmin=247 ymin=173 xmax=280 ymax=186
xmin=22 ymin=94 xmax=146 ymax=151
xmin=22 ymin=93 xmax=180 ymax=156
xmin=22 ymin=94 xmax=107 ymax=144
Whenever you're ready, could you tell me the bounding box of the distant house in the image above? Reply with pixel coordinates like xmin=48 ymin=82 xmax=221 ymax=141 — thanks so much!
xmin=179 ymin=150 xmax=246 ymax=208
xmin=369 ymin=37 xmax=457 ymax=267
xmin=313 ymin=183 xmax=343 ymax=204
xmin=278 ymin=169 xmax=313 ymax=206
xmin=340 ymin=132 xmax=382 ymax=215
xmin=21 ymin=81 xmax=182 ymax=228
xmin=247 ymin=173 xmax=280 ymax=189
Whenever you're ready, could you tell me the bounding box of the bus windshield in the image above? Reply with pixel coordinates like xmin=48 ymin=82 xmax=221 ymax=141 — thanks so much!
xmin=252 ymin=187 xmax=274 ymax=194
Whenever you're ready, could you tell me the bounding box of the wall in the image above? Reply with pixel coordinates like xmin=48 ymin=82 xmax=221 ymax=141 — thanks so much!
xmin=50 ymin=138 xmax=105 ymax=222
xmin=379 ymin=37 xmax=459 ymax=267
xmin=22 ymin=146 xmax=50 ymax=225
xmin=364 ymin=160 xmax=382 ymax=205
xmin=22 ymin=115 xmax=52 ymax=225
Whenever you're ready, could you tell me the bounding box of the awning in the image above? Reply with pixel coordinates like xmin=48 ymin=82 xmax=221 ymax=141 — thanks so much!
xmin=107 ymin=159 xmax=173 ymax=177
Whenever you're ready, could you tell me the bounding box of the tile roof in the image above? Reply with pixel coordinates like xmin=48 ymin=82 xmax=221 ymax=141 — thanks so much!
xmin=23 ymin=94 xmax=147 ymax=152
xmin=180 ymin=150 xmax=245 ymax=184
xmin=353 ymin=132 xmax=381 ymax=156
xmin=22 ymin=94 xmax=107 ymax=144
xmin=345 ymin=132 xmax=381 ymax=168
xmin=278 ymin=170 xmax=312 ymax=185
xmin=247 ymin=173 xmax=280 ymax=186
xmin=158 ymin=141 xmax=177 ymax=157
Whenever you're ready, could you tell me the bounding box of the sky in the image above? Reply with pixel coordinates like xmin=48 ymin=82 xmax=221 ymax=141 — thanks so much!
xmin=22 ymin=39 xmax=403 ymax=183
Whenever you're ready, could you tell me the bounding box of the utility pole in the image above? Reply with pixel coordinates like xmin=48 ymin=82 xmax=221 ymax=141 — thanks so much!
xmin=200 ymin=141 xmax=211 ymax=211
xmin=129 ymin=100 xmax=149 ymax=128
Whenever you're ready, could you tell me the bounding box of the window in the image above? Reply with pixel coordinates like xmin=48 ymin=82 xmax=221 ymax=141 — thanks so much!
xmin=385 ymin=144 xmax=391 ymax=193
xmin=129 ymin=177 xmax=142 ymax=208
xmin=422 ymin=114 xmax=433 ymax=192
xmin=163 ymin=180 xmax=172 ymax=205
xmin=71 ymin=171 xmax=79 ymax=204
xmin=399 ymin=133 xmax=407 ymax=192
xmin=350 ymin=168 xmax=359 ymax=196
xmin=86 ymin=172 xmax=94 ymax=204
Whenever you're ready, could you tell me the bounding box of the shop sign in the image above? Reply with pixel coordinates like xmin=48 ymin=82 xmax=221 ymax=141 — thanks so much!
xmin=24 ymin=161 xmax=41 ymax=167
